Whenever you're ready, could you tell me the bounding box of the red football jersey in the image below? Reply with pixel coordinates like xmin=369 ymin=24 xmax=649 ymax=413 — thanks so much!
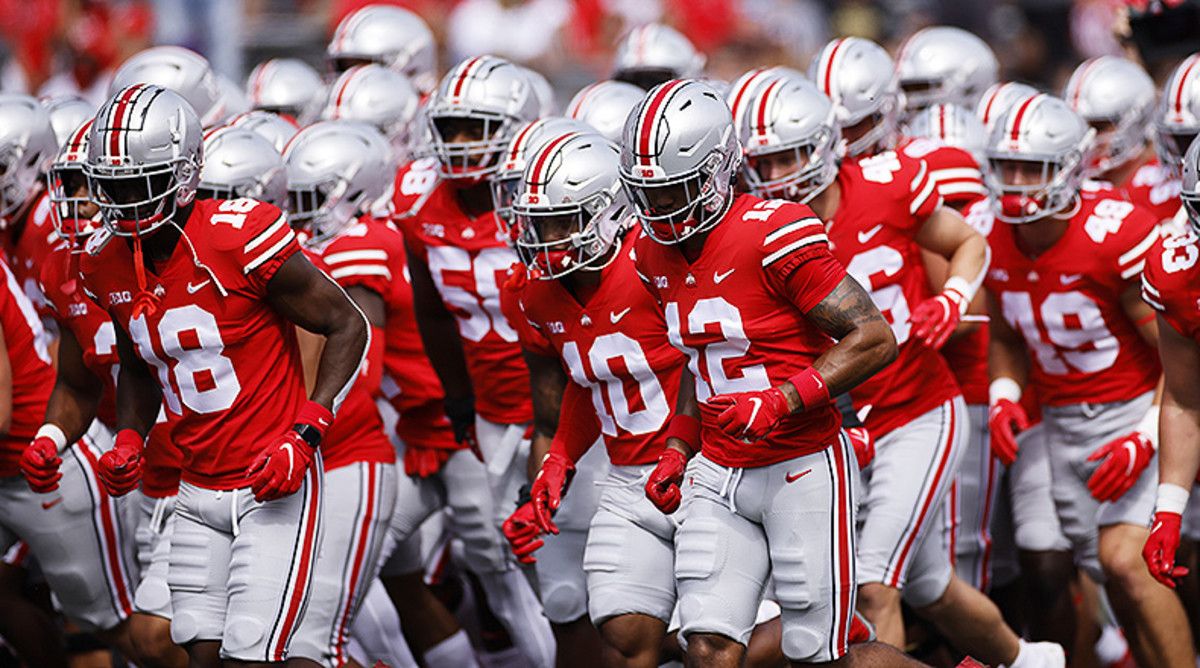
xmin=826 ymin=151 xmax=961 ymax=436
xmin=142 ymin=412 xmax=182 ymax=498
xmin=0 ymin=257 xmax=54 ymax=476
xmin=319 ymin=215 xmax=459 ymax=452
xmin=40 ymin=241 xmax=119 ymax=427
xmin=897 ymin=136 xmax=988 ymax=209
xmin=517 ymin=229 xmax=686 ymax=467
xmin=4 ymin=191 xmax=57 ymax=318
xmin=937 ymin=196 xmax=997 ymax=406
xmin=80 ymin=198 xmax=309 ymax=490
xmin=1142 ymin=227 xmax=1200 ymax=342
xmin=303 ymin=240 xmax=396 ymax=470
xmin=983 ymin=195 xmax=1161 ymax=405
xmin=393 ymin=159 xmax=532 ymax=425
xmin=634 ymin=194 xmax=847 ymax=468
xmin=1106 ymin=155 xmax=1181 ymax=226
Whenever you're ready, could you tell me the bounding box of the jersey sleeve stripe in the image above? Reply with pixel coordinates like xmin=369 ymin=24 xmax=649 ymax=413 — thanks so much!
xmin=244 ymin=214 xmax=289 ymax=253
xmin=244 ymin=228 xmax=296 ymax=274
xmin=937 ymin=182 xmax=989 ymax=196
xmin=764 ymin=217 xmax=822 ymax=244
xmin=909 ymin=160 xmax=928 ymax=191
xmin=930 ymin=168 xmax=983 ymax=182
xmin=325 ymin=249 xmax=389 ymax=264
xmin=1118 ymin=228 xmax=1160 ymax=268
xmin=1141 ymin=275 xmax=1165 ymax=311
xmin=762 ymin=233 xmax=829 ymax=267
xmin=1119 ymin=260 xmax=1145 ymax=280
xmin=909 ymin=174 xmax=938 ymax=215
xmin=329 ymin=265 xmax=392 ymax=280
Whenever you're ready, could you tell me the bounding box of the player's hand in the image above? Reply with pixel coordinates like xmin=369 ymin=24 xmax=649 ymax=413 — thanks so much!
xmin=443 ymin=395 xmax=482 ymax=461
xmin=708 ymin=387 xmax=790 ymax=442
xmin=1143 ymin=511 xmax=1189 ymax=588
xmin=20 ymin=436 xmax=63 ymax=493
xmin=1087 ymin=431 xmax=1154 ymax=502
xmin=846 ymin=427 xmax=874 ymax=469
xmin=530 ymin=451 xmax=575 ymax=535
xmin=645 ymin=448 xmax=688 ymax=514
xmin=247 ymin=432 xmax=315 ymax=502
xmin=502 ymin=501 xmax=544 ymax=564
xmin=909 ymin=286 xmax=968 ymax=350
xmin=98 ymin=429 xmax=145 ymax=496
xmin=404 ymin=445 xmax=451 ymax=478
xmin=988 ymin=399 xmax=1028 ymax=467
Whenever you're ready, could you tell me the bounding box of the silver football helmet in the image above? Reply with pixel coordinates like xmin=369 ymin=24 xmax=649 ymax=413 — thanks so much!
xmin=985 ymin=94 xmax=1095 ymax=224
xmin=1155 ymin=53 xmax=1200 ymax=174
xmin=612 ymin=23 xmax=706 ymax=90
xmin=490 ymin=117 xmax=595 ymax=237
xmin=896 ymin=26 xmax=999 ymax=114
xmin=46 ymin=119 xmax=101 ymax=240
xmin=810 ymin=37 xmax=899 ymax=157
xmin=904 ymin=102 xmax=989 ymax=165
xmin=0 ymin=94 xmax=57 ymax=224
xmin=737 ymin=77 xmax=839 ymax=203
xmin=284 ymin=120 xmax=393 ymax=244
xmin=327 ymin=4 xmax=437 ymax=95
xmin=225 ymin=110 xmax=300 ymax=154
xmin=977 ymin=81 xmax=1039 ymax=133
xmin=197 ymin=127 xmax=286 ymax=208
xmin=246 ymin=58 xmax=324 ymax=121
xmin=322 ymin=64 xmax=420 ymax=158
xmin=42 ymin=95 xmax=95 ymax=147
xmin=514 ymin=133 xmax=627 ymax=278
xmin=109 ymin=46 xmax=225 ymax=128
xmin=85 ymin=85 xmax=204 ymax=236
xmin=518 ymin=66 xmax=557 ymax=116
xmin=726 ymin=67 xmax=807 ymax=141
xmin=1181 ymin=134 xmax=1200 ymax=234
xmin=1063 ymin=56 xmax=1155 ymax=174
xmin=425 ymin=56 xmax=541 ymax=181
xmin=619 ymin=79 xmax=740 ymax=244
xmin=566 ymin=79 xmax=645 ymax=143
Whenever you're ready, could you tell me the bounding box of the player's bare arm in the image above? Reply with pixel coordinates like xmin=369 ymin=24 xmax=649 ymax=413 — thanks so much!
xmin=916 ymin=206 xmax=990 ymax=286
xmin=265 ymin=252 xmax=369 ymax=411
xmin=800 ymin=275 xmax=899 ymax=409
xmin=0 ymin=325 xmax=11 ymax=436
xmin=42 ymin=324 xmax=103 ymax=442
xmin=405 ymin=245 xmax=473 ymax=399
xmin=986 ymin=291 xmax=1030 ymax=389
xmin=113 ymin=323 xmax=163 ymax=437
xmin=1122 ymin=282 xmax=1160 ymax=348
xmin=1156 ymin=314 xmax=1200 ymax=489
xmin=525 ymin=349 xmax=567 ymax=480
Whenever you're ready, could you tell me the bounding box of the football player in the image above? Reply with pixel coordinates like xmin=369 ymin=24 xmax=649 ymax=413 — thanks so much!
xmin=326 ymin=4 xmax=437 ymax=96
xmin=984 ymin=93 xmax=1194 ymax=667
xmin=1065 ymin=56 xmax=1180 ymax=225
xmin=610 ymin=23 xmax=705 ymax=91
xmin=738 ymin=76 xmax=1063 ymax=667
xmin=108 ymin=46 xmax=228 ymax=129
xmin=565 ymin=80 xmax=646 ymax=144
xmin=392 ymin=55 xmax=554 ymax=667
xmin=283 ymin=120 xmax=400 ymax=668
xmin=320 ymin=64 xmax=421 ymax=162
xmin=80 ymin=85 xmax=369 ymax=667
xmin=245 ymin=58 xmax=324 ymax=124
xmin=624 ymin=78 xmax=898 ymax=667
xmin=895 ymin=26 xmax=999 ymax=118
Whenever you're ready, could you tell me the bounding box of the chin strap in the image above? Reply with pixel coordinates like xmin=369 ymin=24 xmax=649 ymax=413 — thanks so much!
xmin=130 ymin=230 xmax=160 ymax=318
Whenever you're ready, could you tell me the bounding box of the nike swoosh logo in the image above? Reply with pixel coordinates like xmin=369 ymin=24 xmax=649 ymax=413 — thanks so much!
xmin=187 ymin=279 xmax=211 ymax=294
xmin=1060 ymin=273 xmax=1083 ymax=285
xmin=746 ymin=397 xmax=763 ymax=434
xmin=610 ymin=308 xmax=632 ymax=324
xmin=1123 ymin=442 xmax=1138 ymax=476
xmin=713 ymin=268 xmax=736 ymax=284
xmin=857 ymin=224 xmax=884 ymax=244
xmin=282 ymin=442 xmax=295 ymax=481
xmin=41 ymin=497 xmax=62 ymax=510
xmin=785 ymin=469 xmax=812 ymax=483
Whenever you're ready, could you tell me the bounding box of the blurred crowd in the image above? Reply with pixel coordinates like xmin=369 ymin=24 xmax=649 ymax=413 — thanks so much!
xmin=5 ymin=0 xmax=1200 ymax=114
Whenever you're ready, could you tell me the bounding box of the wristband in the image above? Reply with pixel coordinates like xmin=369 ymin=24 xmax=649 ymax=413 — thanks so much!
xmin=1136 ymin=312 xmax=1156 ymax=326
xmin=787 ymin=367 xmax=831 ymax=411
xmin=35 ymin=424 xmax=68 ymax=454
xmin=1156 ymin=483 xmax=1191 ymax=515
xmin=989 ymin=377 xmax=1022 ymax=406
xmin=1137 ymin=405 xmax=1160 ymax=449
xmin=295 ymin=401 xmax=334 ymax=437
xmin=943 ymin=276 xmax=975 ymax=313
xmin=664 ymin=414 xmax=700 ymax=450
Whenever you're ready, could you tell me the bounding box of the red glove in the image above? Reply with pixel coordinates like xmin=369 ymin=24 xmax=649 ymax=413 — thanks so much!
xmin=645 ymin=448 xmax=688 ymax=514
xmin=1087 ymin=431 xmax=1154 ymax=502
xmin=909 ymin=287 xmax=968 ymax=350
xmin=530 ymin=451 xmax=575 ymax=535
xmin=98 ymin=429 xmax=145 ymax=496
xmin=247 ymin=401 xmax=331 ymax=502
xmin=1144 ymin=511 xmax=1188 ymax=588
xmin=502 ymin=501 xmax=544 ymax=564
xmin=708 ymin=387 xmax=790 ymax=442
xmin=404 ymin=445 xmax=452 ymax=478
xmin=988 ymin=399 xmax=1028 ymax=467
xmin=846 ymin=427 xmax=874 ymax=469
xmin=20 ymin=436 xmax=63 ymax=493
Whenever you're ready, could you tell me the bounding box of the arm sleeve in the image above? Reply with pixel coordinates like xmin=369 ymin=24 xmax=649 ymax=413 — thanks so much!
xmin=761 ymin=215 xmax=847 ymax=313
xmin=548 ymin=380 xmax=601 ymax=464
xmin=241 ymin=210 xmax=302 ymax=293
xmin=906 ymin=158 xmax=943 ymax=223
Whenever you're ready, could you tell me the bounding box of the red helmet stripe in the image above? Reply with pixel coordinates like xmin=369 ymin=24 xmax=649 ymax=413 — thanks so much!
xmin=981 ymin=85 xmax=1002 ymax=126
xmin=509 ymin=120 xmax=544 ymax=162
xmin=729 ymin=68 xmax=766 ymax=127
xmin=1008 ymin=93 xmax=1041 ymax=144
xmin=755 ymin=78 xmax=782 ymax=138
xmin=937 ymin=104 xmax=947 ymax=139
xmin=567 ymin=83 xmax=599 ymax=118
xmin=1173 ymin=55 xmax=1200 ymax=116
xmin=820 ymin=39 xmax=846 ymax=97
xmin=251 ymin=61 xmax=270 ymax=104
xmin=1068 ymin=59 xmax=1098 ymax=110
xmin=451 ymin=57 xmax=483 ymax=100
xmin=332 ymin=66 xmax=362 ymax=117
xmin=69 ymin=119 xmax=93 ymax=154
xmin=528 ymin=131 xmax=579 ymax=195
xmin=108 ymin=84 xmax=147 ymax=159
xmin=637 ymin=79 xmax=685 ymax=166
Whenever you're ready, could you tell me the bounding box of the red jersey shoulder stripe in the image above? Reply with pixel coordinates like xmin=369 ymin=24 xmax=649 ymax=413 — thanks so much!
xmin=762 ymin=216 xmax=828 ymax=267
xmin=1118 ymin=226 xmax=1160 ymax=279
xmin=243 ymin=213 xmax=295 ymax=274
